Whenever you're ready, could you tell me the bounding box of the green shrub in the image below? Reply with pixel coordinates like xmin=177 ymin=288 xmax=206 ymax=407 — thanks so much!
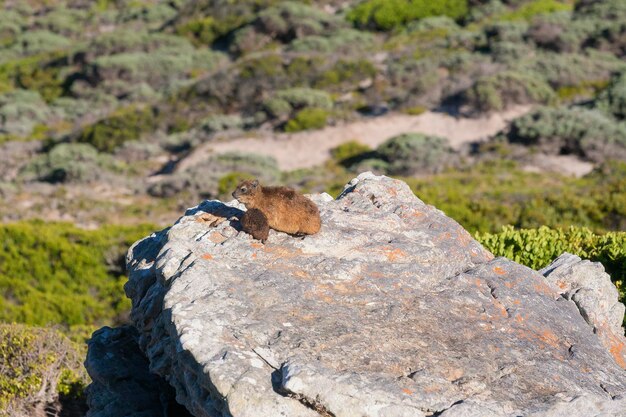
xmin=376 ymin=133 xmax=455 ymax=175
xmin=0 ymin=323 xmax=87 ymax=416
xmin=347 ymin=0 xmax=469 ymax=31
xmin=465 ymin=71 xmax=556 ymax=113
xmin=0 ymin=221 xmax=154 ymax=326
xmin=19 ymin=143 xmax=116 ymax=183
xmin=0 ymin=52 xmax=68 ymax=102
xmin=264 ymin=88 xmax=333 ymax=120
xmin=149 ymin=152 xmax=280 ymax=199
xmin=88 ymin=30 xmax=192 ymax=56
xmin=523 ymin=51 xmax=625 ymax=91
xmin=504 ymin=106 xmax=626 ymax=163
xmin=315 ymin=59 xmax=377 ymax=91
xmin=289 ymin=29 xmax=376 ymax=53
xmin=406 ymin=160 xmax=626 ymax=233
xmin=230 ymin=2 xmax=344 ymax=54
xmin=596 ymin=71 xmax=626 ymax=120
xmin=90 ymin=46 xmax=223 ymax=96
xmin=36 ymin=7 xmax=87 ymax=36
xmin=499 ymin=0 xmax=573 ymax=21
xmin=476 ymin=226 xmax=626 ymax=315
xmin=76 ymin=105 xmax=157 ymax=153
xmin=10 ymin=30 xmax=71 ymax=56
xmin=330 ymin=141 xmax=373 ymax=163
xmin=0 ymin=90 xmax=50 ymax=137
xmin=284 ymin=107 xmax=329 ymax=132
xmin=200 ymin=114 xmax=244 ymax=134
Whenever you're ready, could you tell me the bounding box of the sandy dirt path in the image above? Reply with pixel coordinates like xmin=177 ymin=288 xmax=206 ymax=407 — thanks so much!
xmin=177 ymin=106 xmax=532 ymax=172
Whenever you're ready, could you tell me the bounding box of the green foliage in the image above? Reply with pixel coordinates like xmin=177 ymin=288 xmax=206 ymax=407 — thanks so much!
xmin=406 ymin=160 xmax=626 ymax=233
xmin=264 ymin=88 xmax=333 ymax=120
xmin=499 ymin=0 xmax=572 ymax=21
xmin=0 ymin=52 xmax=66 ymax=102
xmin=149 ymin=152 xmax=280 ymax=199
xmin=523 ymin=51 xmax=624 ymax=90
xmin=347 ymin=0 xmax=469 ymax=31
xmin=200 ymin=114 xmax=244 ymax=134
xmin=76 ymin=105 xmax=157 ymax=153
xmin=0 ymin=90 xmax=50 ymax=137
xmin=505 ymin=106 xmax=626 ymax=163
xmin=88 ymin=30 xmax=192 ymax=56
xmin=19 ymin=143 xmax=117 ymax=183
xmin=176 ymin=16 xmax=222 ymax=46
xmin=289 ymin=29 xmax=376 ymax=53
xmin=315 ymin=59 xmax=377 ymax=91
xmin=230 ymin=2 xmax=344 ymax=54
xmin=36 ymin=7 xmax=87 ymax=36
xmin=476 ymin=226 xmax=626 ymax=311
xmin=330 ymin=141 xmax=373 ymax=163
xmin=284 ymin=107 xmax=329 ymax=132
xmin=10 ymin=30 xmax=71 ymax=56
xmin=596 ymin=71 xmax=626 ymax=121
xmin=0 ymin=221 xmax=154 ymax=326
xmin=376 ymin=133 xmax=454 ymax=175
xmin=0 ymin=323 xmax=87 ymax=416
xmin=465 ymin=71 xmax=556 ymax=113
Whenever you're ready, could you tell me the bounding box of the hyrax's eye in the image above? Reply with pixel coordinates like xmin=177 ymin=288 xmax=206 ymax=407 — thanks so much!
xmin=241 ymin=187 xmax=247 ymax=193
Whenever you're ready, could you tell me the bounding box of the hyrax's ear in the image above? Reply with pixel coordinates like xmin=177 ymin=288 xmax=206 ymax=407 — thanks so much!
xmin=252 ymin=179 xmax=259 ymax=188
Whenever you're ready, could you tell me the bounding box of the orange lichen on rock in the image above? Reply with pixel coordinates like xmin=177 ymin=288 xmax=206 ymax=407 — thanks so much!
xmin=494 ymin=266 xmax=506 ymax=276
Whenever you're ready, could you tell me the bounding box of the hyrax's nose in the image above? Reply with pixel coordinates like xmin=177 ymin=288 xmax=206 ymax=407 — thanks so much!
xmin=231 ymin=191 xmax=236 ymax=198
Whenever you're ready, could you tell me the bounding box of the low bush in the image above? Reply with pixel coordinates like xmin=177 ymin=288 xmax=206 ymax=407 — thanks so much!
xmin=464 ymin=71 xmax=556 ymax=113
xmin=229 ymin=2 xmax=345 ymax=55
xmin=595 ymin=71 xmax=626 ymax=120
xmin=315 ymin=59 xmax=378 ymax=91
xmin=0 ymin=90 xmax=51 ymax=137
xmin=10 ymin=30 xmax=71 ymax=56
xmin=264 ymin=88 xmax=333 ymax=121
xmin=0 ymin=323 xmax=87 ymax=416
xmin=523 ymin=51 xmax=624 ymax=91
xmin=406 ymin=160 xmax=626 ymax=233
xmin=347 ymin=0 xmax=469 ymax=31
xmin=376 ymin=133 xmax=455 ymax=175
xmin=0 ymin=221 xmax=154 ymax=326
xmin=149 ymin=152 xmax=280 ymax=199
xmin=0 ymin=52 xmax=70 ymax=102
xmin=19 ymin=143 xmax=117 ymax=183
xmin=289 ymin=29 xmax=376 ymax=53
xmin=76 ymin=105 xmax=157 ymax=153
xmin=284 ymin=107 xmax=329 ymax=132
xmin=330 ymin=141 xmax=373 ymax=163
xmin=504 ymin=106 xmax=626 ymax=163
xmin=499 ymin=0 xmax=572 ymax=21
xmin=200 ymin=114 xmax=244 ymax=134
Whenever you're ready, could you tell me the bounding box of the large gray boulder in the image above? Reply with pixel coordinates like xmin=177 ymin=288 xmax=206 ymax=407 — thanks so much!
xmin=540 ymin=253 xmax=626 ymax=369
xmin=91 ymin=172 xmax=626 ymax=417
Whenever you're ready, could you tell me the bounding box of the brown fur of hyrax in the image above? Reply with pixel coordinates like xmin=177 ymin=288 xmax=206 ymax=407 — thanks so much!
xmin=232 ymin=179 xmax=321 ymax=236
xmin=240 ymin=208 xmax=270 ymax=243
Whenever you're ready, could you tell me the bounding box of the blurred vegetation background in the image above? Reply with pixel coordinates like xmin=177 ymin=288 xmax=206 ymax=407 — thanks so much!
xmin=0 ymin=0 xmax=625 ymax=415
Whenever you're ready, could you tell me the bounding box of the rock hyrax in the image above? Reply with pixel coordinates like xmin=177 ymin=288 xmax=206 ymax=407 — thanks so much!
xmin=232 ymin=179 xmax=321 ymax=236
xmin=240 ymin=208 xmax=270 ymax=243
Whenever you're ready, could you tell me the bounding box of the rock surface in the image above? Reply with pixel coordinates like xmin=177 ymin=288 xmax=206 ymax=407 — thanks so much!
xmin=540 ymin=253 xmax=626 ymax=369
xmin=85 ymin=326 xmax=192 ymax=417
xmin=91 ymin=173 xmax=626 ymax=417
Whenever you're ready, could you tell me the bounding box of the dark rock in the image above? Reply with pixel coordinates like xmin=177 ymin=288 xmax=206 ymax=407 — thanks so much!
xmin=84 ymin=325 xmax=192 ymax=417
